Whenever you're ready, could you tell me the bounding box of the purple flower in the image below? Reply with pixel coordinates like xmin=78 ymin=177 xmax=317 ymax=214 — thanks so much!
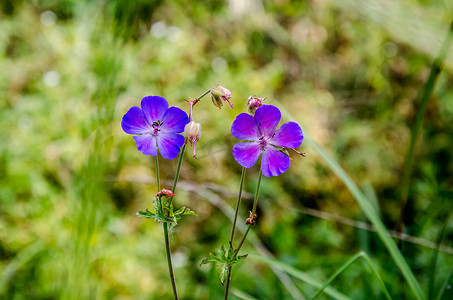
xmin=231 ymin=105 xmax=303 ymax=177
xmin=121 ymin=96 xmax=189 ymax=160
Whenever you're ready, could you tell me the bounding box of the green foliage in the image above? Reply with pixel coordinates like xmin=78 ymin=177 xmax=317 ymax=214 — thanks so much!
xmin=137 ymin=196 xmax=197 ymax=230
xmin=201 ymin=244 xmax=248 ymax=284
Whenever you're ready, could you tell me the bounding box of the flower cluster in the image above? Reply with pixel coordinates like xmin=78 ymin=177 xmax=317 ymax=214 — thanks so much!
xmin=121 ymin=88 xmax=305 ymax=298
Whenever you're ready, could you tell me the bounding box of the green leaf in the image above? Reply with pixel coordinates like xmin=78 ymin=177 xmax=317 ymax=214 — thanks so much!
xmin=201 ymin=245 xmax=248 ymax=284
xmin=153 ymin=197 xmax=161 ymax=214
xmin=173 ymin=207 xmax=186 ymax=215
xmin=182 ymin=208 xmax=198 ymax=216
xmin=137 ymin=208 xmax=155 ymax=219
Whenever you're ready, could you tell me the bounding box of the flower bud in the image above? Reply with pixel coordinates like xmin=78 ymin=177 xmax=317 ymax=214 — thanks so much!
xmin=185 ymin=121 xmax=202 ymax=143
xmin=246 ymin=95 xmax=266 ymax=115
xmin=185 ymin=121 xmax=202 ymax=159
xmin=210 ymin=85 xmax=233 ymax=109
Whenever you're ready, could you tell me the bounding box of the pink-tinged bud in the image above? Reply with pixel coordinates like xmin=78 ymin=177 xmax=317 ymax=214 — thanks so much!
xmin=155 ymin=189 xmax=175 ymax=197
xmin=210 ymin=85 xmax=233 ymax=109
xmin=185 ymin=121 xmax=202 ymax=159
xmin=246 ymin=95 xmax=266 ymax=115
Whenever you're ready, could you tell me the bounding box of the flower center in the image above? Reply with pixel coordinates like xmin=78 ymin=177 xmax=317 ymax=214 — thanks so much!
xmin=258 ymin=136 xmax=268 ymax=151
xmin=151 ymin=120 xmax=164 ymax=135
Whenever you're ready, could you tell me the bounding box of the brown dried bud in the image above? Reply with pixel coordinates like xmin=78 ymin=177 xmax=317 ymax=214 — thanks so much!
xmin=245 ymin=211 xmax=258 ymax=226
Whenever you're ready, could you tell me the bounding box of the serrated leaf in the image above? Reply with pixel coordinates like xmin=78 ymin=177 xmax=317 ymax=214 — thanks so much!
xmin=200 ymin=256 xmax=215 ymax=266
xmin=182 ymin=209 xmax=198 ymax=216
xmin=234 ymin=254 xmax=248 ymax=263
xmin=173 ymin=207 xmax=186 ymax=215
xmin=137 ymin=208 xmax=155 ymax=218
xmin=153 ymin=197 xmax=161 ymax=214
xmin=201 ymin=245 xmax=248 ymax=284
xmin=219 ymin=264 xmax=229 ymax=284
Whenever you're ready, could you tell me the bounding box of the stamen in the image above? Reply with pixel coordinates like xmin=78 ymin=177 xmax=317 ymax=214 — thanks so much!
xmin=290 ymin=148 xmax=306 ymax=157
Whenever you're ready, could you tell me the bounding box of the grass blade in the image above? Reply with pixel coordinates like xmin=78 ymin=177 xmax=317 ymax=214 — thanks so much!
xmin=277 ymin=104 xmax=425 ymax=300
xmin=250 ymin=254 xmax=351 ymax=300
xmin=310 ymin=252 xmax=392 ymax=300
xmin=231 ymin=288 xmax=259 ymax=300
xmin=398 ymin=18 xmax=453 ymax=233
xmin=0 ymin=241 xmax=45 ymax=295
xmin=436 ymin=266 xmax=453 ymax=300
xmin=310 ymin=252 xmax=363 ymax=300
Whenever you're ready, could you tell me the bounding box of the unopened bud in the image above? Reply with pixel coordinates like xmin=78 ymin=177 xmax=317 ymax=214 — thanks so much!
xmin=185 ymin=121 xmax=202 ymax=159
xmin=246 ymin=95 xmax=266 ymax=115
xmin=210 ymin=85 xmax=233 ymax=109
xmin=185 ymin=121 xmax=202 ymax=143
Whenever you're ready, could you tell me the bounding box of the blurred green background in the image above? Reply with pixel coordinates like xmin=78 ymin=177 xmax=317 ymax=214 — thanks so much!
xmin=1 ymin=0 xmax=453 ymax=299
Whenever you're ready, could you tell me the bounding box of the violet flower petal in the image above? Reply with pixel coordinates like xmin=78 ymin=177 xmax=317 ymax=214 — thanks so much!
xmin=121 ymin=106 xmax=151 ymax=134
xmin=254 ymin=105 xmax=281 ymax=138
xmin=232 ymin=142 xmax=262 ymax=168
xmin=133 ymin=135 xmax=157 ymax=156
xmin=231 ymin=113 xmax=260 ymax=141
xmin=141 ymin=96 xmax=169 ymax=124
xmin=156 ymin=133 xmax=185 ymax=160
xmin=261 ymin=146 xmax=290 ymax=177
xmin=161 ymin=106 xmax=189 ymax=133
xmin=269 ymin=122 xmax=303 ymax=148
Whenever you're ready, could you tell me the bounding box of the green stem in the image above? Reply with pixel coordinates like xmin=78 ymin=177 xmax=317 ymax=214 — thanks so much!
xmin=169 ymin=143 xmax=186 ymax=207
xmin=251 ymin=171 xmax=262 ymax=216
xmin=224 ymin=168 xmax=246 ymax=300
xmin=397 ymin=19 xmax=453 ymax=233
xmin=164 ymin=222 xmax=179 ymax=300
xmin=225 ymin=171 xmax=262 ymax=300
xmin=161 ymin=88 xmax=211 ymax=298
xmin=155 ymin=155 xmax=160 ymax=191
xmin=229 ymin=167 xmax=247 ymax=246
xmin=155 ymin=155 xmax=179 ymax=300
xmin=196 ymin=89 xmax=212 ymax=101
xmin=233 ymin=171 xmax=262 ymax=257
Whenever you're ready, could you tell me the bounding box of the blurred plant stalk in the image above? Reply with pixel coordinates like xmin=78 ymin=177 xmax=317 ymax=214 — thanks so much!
xmin=397 ymin=19 xmax=453 ymax=235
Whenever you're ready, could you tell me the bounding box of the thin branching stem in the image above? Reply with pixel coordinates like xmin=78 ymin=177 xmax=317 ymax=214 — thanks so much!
xmin=229 ymin=167 xmax=247 ymax=246
xmin=196 ymin=89 xmax=212 ymax=102
xmin=162 ymin=88 xmax=212 ymax=299
xmin=155 ymin=155 xmax=179 ymax=300
xmin=223 ymin=167 xmax=246 ymax=300
xmin=225 ymin=171 xmax=262 ymax=300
